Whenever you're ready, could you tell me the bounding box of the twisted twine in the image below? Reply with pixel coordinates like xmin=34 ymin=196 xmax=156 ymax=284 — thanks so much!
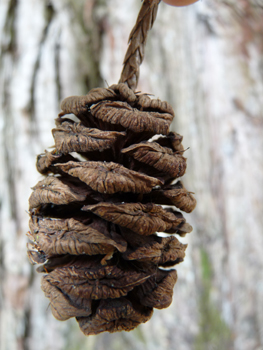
xmin=119 ymin=0 xmax=161 ymax=91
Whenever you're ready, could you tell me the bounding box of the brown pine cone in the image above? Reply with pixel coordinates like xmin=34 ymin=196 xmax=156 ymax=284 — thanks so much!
xmin=27 ymin=83 xmax=196 ymax=335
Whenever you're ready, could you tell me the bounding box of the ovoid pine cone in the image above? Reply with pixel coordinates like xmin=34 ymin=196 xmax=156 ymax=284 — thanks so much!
xmin=27 ymin=82 xmax=196 ymax=335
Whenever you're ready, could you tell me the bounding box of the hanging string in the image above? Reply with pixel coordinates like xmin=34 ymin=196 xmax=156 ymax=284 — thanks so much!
xmin=119 ymin=0 xmax=161 ymax=91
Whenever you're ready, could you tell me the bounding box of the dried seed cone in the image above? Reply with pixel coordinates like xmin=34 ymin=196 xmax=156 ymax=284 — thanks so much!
xmin=27 ymin=83 xmax=196 ymax=335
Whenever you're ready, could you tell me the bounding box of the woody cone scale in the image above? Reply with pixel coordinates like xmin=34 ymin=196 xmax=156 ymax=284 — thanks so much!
xmin=27 ymin=0 xmax=196 ymax=335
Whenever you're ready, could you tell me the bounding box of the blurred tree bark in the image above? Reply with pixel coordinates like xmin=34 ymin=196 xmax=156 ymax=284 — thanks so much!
xmin=0 ymin=1 xmax=262 ymax=350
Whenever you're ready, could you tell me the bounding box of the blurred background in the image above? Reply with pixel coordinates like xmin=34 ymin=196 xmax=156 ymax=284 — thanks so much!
xmin=0 ymin=0 xmax=263 ymax=349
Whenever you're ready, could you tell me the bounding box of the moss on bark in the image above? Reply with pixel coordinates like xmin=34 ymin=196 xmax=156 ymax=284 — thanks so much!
xmin=195 ymin=249 xmax=233 ymax=350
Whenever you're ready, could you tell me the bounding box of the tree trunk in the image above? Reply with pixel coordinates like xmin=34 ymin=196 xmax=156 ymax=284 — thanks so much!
xmin=0 ymin=1 xmax=262 ymax=350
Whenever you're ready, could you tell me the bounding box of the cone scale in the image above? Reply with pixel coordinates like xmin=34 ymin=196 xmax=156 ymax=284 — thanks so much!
xmin=27 ymin=0 xmax=196 ymax=335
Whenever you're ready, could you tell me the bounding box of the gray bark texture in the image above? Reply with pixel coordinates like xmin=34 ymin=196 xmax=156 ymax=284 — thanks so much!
xmin=1 ymin=0 xmax=263 ymax=349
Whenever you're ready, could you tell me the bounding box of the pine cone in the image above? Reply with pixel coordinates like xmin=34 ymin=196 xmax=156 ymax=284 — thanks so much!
xmin=27 ymin=83 xmax=196 ymax=335
xmin=27 ymin=0 xmax=196 ymax=336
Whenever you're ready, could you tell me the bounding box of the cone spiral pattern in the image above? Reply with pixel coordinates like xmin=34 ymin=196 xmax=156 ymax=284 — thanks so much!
xmin=27 ymin=82 xmax=196 ymax=335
